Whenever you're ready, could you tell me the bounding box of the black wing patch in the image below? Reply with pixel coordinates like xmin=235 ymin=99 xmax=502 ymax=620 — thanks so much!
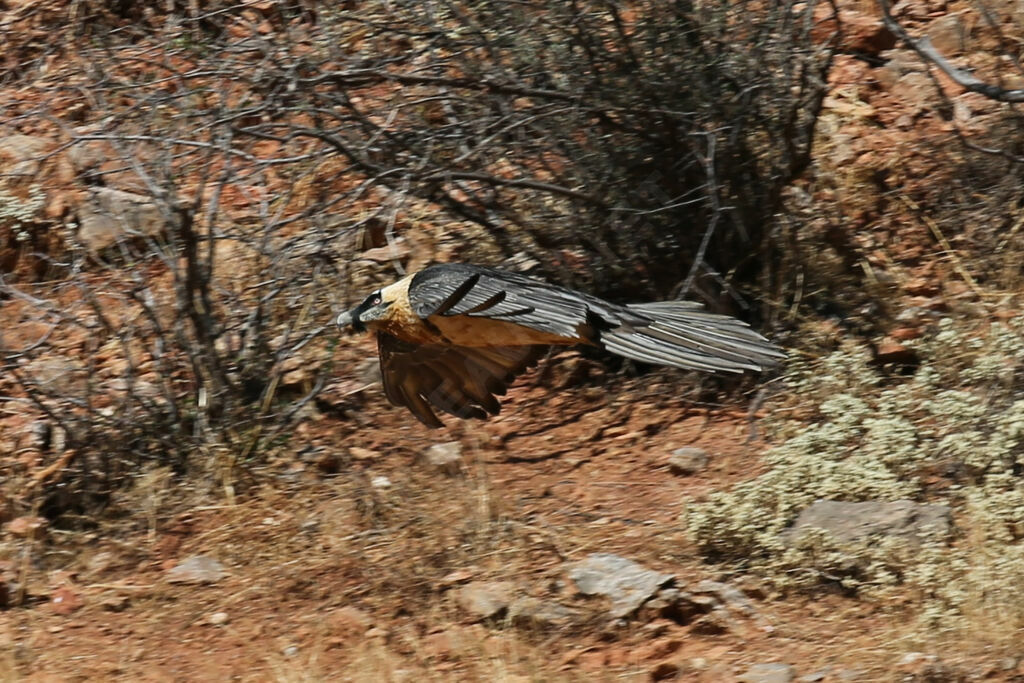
xmin=407 ymin=264 xmax=619 ymax=340
xmin=377 ymin=333 xmax=545 ymax=428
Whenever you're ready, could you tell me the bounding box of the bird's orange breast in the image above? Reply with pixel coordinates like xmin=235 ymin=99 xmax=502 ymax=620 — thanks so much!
xmin=425 ymin=314 xmax=574 ymax=348
xmin=370 ymin=276 xmax=440 ymax=344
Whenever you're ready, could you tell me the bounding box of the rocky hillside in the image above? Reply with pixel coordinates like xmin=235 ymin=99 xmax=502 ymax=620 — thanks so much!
xmin=1 ymin=0 xmax=1023 ymax=680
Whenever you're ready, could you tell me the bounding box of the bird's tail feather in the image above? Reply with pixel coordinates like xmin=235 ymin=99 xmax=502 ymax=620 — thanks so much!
xmin=598 ymin=302 xmax=784 ymax=373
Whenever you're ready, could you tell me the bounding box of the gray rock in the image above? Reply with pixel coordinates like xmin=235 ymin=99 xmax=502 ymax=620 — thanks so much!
xmin=0 ymin=135 xmax=51 ymax=178
xmin=77 ymin=187 xmax=169 ymax=253
xmin=783 ymin=499 xmax=951 ymax=547
xmin=568 ymin=553 xmax=674 ymax=618
xmin=667 ymin=447 xmax=709 ymax=475
xmin=507 ymin=597 xmax=578 ymax=628
xmin=423 ymin=442 xmax=463 ymax=476
xmin=455 ymin=581 xmax=514 ymax=620
xmin=739 ymin=662 xmax=796 ymax=683
xmin=692 ymin=580 xmax=758 ymax=617
xmin=165 ymin=555 xmax=228 ymax=584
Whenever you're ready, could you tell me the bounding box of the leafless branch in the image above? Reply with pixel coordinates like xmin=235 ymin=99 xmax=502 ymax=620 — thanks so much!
xmin=877 ymin=0 xmax=1024 ymax=103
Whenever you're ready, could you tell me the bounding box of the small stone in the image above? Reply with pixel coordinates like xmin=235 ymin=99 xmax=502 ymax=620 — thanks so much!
xmin=165 ymin=555 xmax=228 ymax=584
xmin=282 ymin=645 xmax=300 ymax=657
xmin=667 ymin=447 xmax=709 ymax=475
xmin=569 ymin=553 xmax=674 ymax=619
xmin=349 ymin=447 xmax=381 ymax=461
xmin=99 ymin=594 xmax=129 ymax=612
xmin=209 ymin=611 xmax=229 ymax=626
xmin=739 ymin=662 xmax=796 ymax=683
xmin=422 ymin=442 xmax=464 ymax=476
xmin=455 ymin=581 xmax=515 ymax=620
xmin=49 ymin=586 xmax=83 ymax=615
xmin=6 ymin=516 xmax=47 ymax=539
xmin=370 ymin=476 xmax=391 ymax=488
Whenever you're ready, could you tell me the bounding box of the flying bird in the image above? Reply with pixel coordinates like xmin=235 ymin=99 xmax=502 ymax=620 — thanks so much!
xmin=336 ymin=263 xmax=784 ymax=428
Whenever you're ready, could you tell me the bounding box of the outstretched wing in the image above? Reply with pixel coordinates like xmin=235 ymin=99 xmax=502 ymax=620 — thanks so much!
xmin=377 ymin=333 xmax=546 ymax=428
xmin=406 ymin=264 xmax=784 ymax=373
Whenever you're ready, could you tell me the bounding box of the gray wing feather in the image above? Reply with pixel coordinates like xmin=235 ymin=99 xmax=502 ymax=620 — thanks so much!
xmin=409 ymin=264 xmax=624 ymax=339
xmin=611 ymin=302 xmax=785 ymax=371
xmin=407 ymin=264 xmax=783 ymax=374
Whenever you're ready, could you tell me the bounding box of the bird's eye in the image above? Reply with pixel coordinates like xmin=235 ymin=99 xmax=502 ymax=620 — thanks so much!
xmin=371 ymin=295 xmax=382 ymax=306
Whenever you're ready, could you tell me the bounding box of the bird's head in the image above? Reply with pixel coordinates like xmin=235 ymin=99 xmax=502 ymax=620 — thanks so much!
xmin=336 ymin=289 xmax=393 ymax=333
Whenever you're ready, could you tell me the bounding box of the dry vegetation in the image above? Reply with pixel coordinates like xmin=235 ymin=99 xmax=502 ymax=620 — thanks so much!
xmin=1 ymin=0 xmax=1024 ymax=680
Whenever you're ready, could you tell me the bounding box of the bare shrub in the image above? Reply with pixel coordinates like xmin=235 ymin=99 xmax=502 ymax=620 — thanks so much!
xmin=1 ymin=0 xmax=834 ymax=518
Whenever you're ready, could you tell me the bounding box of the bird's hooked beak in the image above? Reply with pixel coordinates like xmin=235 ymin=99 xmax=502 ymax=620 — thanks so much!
xmin=336 ymin=308 xmax=365 ymax=332
xmin=338 ymin=289 xmax=385 ymax=333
